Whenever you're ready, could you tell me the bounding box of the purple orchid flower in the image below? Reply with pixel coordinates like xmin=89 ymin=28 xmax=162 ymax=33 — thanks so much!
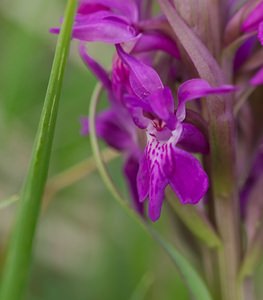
xmin=79 ymin=44 xmax=144 ymax=215
xmin=116 ymin=45 xmax=235 ymax=221
xmin=51 ymin=0 xmax=180 ymax=60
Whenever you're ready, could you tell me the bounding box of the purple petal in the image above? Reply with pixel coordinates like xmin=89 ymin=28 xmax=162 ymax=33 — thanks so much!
xmin=123 ymin=95 xmax=150 ymax=128
xmin=78 ymin=0 xmax=139 ymax=23
xmin=79 ymin=43 xmax=111 ymax=90
xmin=137 ymin=154 xmax=150 ymax=202
xmin=75 ymin=10 xmax=127 ymax=24
xmin=132 ymin=31 xmax=180 ymax=59
xmin=258 ymin=21 xmax=263 ymax=45
xmin=72 ymin=19 xmax=138 ymax=43
xmin=178 ymin=123 xmax=209 ymax=154
xmin=95 ymin=109 xmax=135 ymax=151
xmin=148 ymin=168 xmax=168 ymax=222
xmin=233 ymin=37 xmax=257 ymax=72
xmin=141 ymin=134 xmax=208 ymax=221
xmin=78 ymin=3 xmax=109 ymax=15
xmin=146 ymin=87 xmax=175 ymax=122
xmin=250 ymin=67 xmax=263 ymax=85
xmin=116 ymin=45 xmax=163 ymax=99
xmin=241 ymin=1 xmax=263 ymax=33
xmin=176 ymin=79 xmax=236 ymax=122
xmin=145 ymin=138 xmax=169 ymax=221
xmin=169 ymin=148 xmax=209 ymax=205
xmin=124 ymin=155 xmax=144 ymax=216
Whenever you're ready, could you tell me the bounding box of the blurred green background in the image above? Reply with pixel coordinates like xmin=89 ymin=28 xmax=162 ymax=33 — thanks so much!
xmin=0 ymin=1 xmax=189 ymax=299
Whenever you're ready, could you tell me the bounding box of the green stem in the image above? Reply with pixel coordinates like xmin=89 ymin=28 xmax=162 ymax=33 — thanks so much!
xmin=0 ymin=1 xmax=77 ymax=300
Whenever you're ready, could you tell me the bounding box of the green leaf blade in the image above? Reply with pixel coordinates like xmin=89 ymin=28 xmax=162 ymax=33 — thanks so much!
xmin=0 ymin=1 xmax=77 ymax=300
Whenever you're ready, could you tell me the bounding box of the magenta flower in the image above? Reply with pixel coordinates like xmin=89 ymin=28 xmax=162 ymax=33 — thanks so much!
xmin=51 ymin=0 xmax=180 ymax=60
xmin=79 ymin=44 xmax=144 ymax=215
xmin=51 ymin=0 xmax=139 ymax=43
xmin=116 ymin=45 xmax=235 ymax=221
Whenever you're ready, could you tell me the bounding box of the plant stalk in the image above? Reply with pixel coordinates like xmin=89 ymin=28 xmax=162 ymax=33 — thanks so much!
xmin=0 ymin=1 xmax=77 ymax=299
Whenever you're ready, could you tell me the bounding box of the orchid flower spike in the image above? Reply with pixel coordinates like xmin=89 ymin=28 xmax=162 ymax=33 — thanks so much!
xmin=116 ymin=45 xmax=236 ymax=221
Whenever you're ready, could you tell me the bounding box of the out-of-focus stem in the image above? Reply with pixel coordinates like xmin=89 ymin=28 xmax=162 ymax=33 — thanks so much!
xmin=213 ymin=189 xmax=242 ymax=300
xmin=200 ymin=247 xmax=220 ymax=300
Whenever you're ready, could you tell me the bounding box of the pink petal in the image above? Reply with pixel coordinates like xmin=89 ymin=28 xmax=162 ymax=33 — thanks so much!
xmin=146 ymin=87 xmax=175 ymax=122
xmin=116 ymin=45 xmax=163 ymax=99
xmin=72 ymin=19 xmax=138 ymax=43
xmin=79 ymin=0 xmax=139 ymax=23
xmin=178 ymin=123 xmax=209 ymax=154
xmin=148 ymin=170 xmax=168 ymax=222
xmin=124 ymin=155 xmax=144 ymax=216
xmin=137 ymin=154 xmax=150 ymax=202
xmin=250 ymin=67 xmax=263 ymax=85
xmin=242 ymin=1 xmax=263 ymax=33
xmin=169 ymin=148 xmax=209 ymax=205
xmin=132 ymin=31 xmax=180 ymax=59
xmin=176 ymin=79 xmax=236 ymax=122
xmin=258 ymin=21 xmax=263 ymax=45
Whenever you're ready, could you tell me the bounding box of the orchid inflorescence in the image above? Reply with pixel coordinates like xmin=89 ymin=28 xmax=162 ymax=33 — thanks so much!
xmin=52 ymin=0 xmax=263 ymax=222
xmin=50 ymin=0 xmax=263 ymax=299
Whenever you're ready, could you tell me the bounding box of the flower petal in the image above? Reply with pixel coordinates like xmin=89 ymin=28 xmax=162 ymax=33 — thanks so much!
xmin=78 ymin=2 xmax=109 ymax=15
xmin=178 ymin=123 xmax=209 ymax=154
xmin=146 ymin=87 xmax=174 ymax=121
xmin=72 ymin=19 xmax=138 ymax=43
xmin=241 ymin=1 xmax=263 ymax=33
xmin=137 ymin=154 xmax=150 ymax=202
xmin=250 ymin=67 xmax=263 ymax=85
xmin=176 ymin=79 xmax=236 ymax=122
xmin=148 ymin=169 xmax=168 ymax=221
xmin=116 ymin=45 xmax=163 ymax=99
xmin=258 ymin=21 xmax=263 ymax=45
xmin=79 ymin=0 xmax=139 ymax=23
xmin=169 ymin=148 xmax=209 ymax=205
xmin=141 ymin=133 xmax=208 ymax=221
xmin=132 ymin=31 xmax=180 ymax=59
xmin=95 ymin=109 xmax=135 ymax=151
xmin=233 ymin=37 xmax=257 ymax=72
xmin=124 ymin=95 xmax=150 ymax=128
xmin=124 ymin=155 xmax=144 ymax=215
